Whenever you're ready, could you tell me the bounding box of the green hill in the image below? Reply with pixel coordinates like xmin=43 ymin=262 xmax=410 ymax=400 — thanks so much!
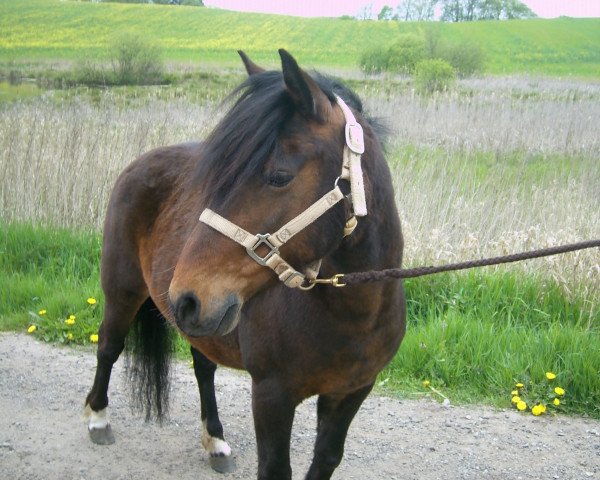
xmin=1 ymin=0 xmax=599 ymax=76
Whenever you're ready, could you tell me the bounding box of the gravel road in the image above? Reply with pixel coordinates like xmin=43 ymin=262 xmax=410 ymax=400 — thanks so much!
xmin=0 ymin=332 xmax=598 ymax=480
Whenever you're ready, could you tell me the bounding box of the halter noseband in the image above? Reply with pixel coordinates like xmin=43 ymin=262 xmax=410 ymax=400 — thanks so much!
xmin=199 ymin=95 xmax=366 ymax=289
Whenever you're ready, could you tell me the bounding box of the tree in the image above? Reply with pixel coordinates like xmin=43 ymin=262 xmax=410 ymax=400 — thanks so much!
xmin=439 ymin=0 xmax=536 ymax=21
xmin=378 ymin=5 xmax=396 ymax=20
xmin=356 ymin=3 xmax=374 ymax=20
xmin=396 ymin=0 xmax=438 ymax=21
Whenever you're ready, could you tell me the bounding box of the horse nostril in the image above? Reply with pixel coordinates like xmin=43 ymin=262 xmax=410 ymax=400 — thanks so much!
xmin=175 ymin=292 xmax=201 ymax=328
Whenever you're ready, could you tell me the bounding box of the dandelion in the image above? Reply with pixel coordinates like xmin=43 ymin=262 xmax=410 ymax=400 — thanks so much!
xmin=38 ymin=309 xmax=47 ymax=316
xmin=554 ymin=387 xmax=565 ymax=396
xmin=67 ymin=333 xmax=73 ymax=341
xmin=515 ymin=383 xmax=524 ymax=388
xmin=546 ymin=372 xmax=557 ymax=380
xmin=511 ymin=395 xmax=521 ymax=404
xmin=531 ymin=404 xmax=545 ymax=416
xmin=27 ymin=325 xmax=37 ymax=333
xmin=90 ymin=334 xmax=99 ymax=343
xmin=511 ymin=390 xmax=518 ymax=396
xmin=423 ymin=379 xmax=430 ymax=388
xmin=87 ymin=297 xmax=97 ymax=305
xmin=553 ymin=398 xmax=561 ymax=406
xmin=65 ymin=317 xmax=75 ymax=326
xmin=516 ymin=400 xmax=527 ymax=411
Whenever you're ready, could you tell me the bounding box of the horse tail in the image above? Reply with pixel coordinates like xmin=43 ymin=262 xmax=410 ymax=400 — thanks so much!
xmin=125 ymin=297 xmax=175 ymax=422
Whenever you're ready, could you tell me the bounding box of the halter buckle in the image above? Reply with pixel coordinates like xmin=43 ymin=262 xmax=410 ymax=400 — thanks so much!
xmin=345 ymin=122 xmax=364 ymax=154
xmin=247 ymin=234 xmax=279 ymax=266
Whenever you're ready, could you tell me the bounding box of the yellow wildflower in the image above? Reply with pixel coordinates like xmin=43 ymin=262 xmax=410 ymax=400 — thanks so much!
xmin=553 ymin=398 xmax=560 ymax=406
xmin=511 ymin=390 xmax=518 ymax=396
xmin=65 ymin=317 xmax=75 ymax=326
xmin=546 ymin=372 xmax=557 ymax=380
xmin=90 ymin=334 xmax=99 ymax=343
xmin=531 ymin=404 xmax=545 ymax=416
xmin=67 ymin=333 xmax=73 ymax=341
xmin=38 ymin=309 xmax=47 ymax=316
xmin=554 ymin=387 xmax=565 ymax=396
xmin=516 ymin=400 xmax=527 ymax=411
xmin=515 ymin=383 xmax=524 ymax=388
xmin=423 ymin=380 xmax=430 ymax=388
xmin=511 ymin=396 xmax=521 ymax=404
xmin=87 ymin=297 xmax=97 ymax=305
xmin=27 ymin=325 xmax=37 ymax=333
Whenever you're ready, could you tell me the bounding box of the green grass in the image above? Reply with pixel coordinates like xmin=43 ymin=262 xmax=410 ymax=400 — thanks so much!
xmin=0 ymin=222 xmax=102 ymax=341
xmin=2 ymin=221 xmax=598 ymax=417
xmin=1 ymin=0 xmax=599 ymax=76
xmin=380 ymin=272 xmax=599 ymax=417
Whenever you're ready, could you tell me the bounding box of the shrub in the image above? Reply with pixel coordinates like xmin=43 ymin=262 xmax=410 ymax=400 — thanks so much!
xmin=439 ymin=41 xmax=485 ymax=78
xmin=358 ymin=47 xmax=390 ymax=74
xmin=359 ymin=34 xmax=427 ymax=75
xmin=414 ymin=59 xmax=456 ymax=94
xmin=73 ymin=60 xmax=112 ymax=86
xmin=386 ymin=34 xmax=427 ymax=74
xmin=110 ymin=33 xmax=165 ymax=85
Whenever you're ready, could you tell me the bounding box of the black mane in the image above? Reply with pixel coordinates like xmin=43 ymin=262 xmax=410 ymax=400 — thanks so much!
xmin=195 ymin=70 xmax=366 ymax=206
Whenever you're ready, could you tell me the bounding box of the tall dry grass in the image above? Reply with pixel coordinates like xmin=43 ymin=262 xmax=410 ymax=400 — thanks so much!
xmin=0 ymin=78 xmax=598 ymax=313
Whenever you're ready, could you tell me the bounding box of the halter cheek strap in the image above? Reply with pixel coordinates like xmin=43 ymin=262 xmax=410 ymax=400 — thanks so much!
xmin=199 ymin=96 xmax=366 ymax=289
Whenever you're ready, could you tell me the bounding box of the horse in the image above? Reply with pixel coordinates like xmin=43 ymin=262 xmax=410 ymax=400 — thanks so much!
xmin=83 ymin=49 xmax=406 ymax=480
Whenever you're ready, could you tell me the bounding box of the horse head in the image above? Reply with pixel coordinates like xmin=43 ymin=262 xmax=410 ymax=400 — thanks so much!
xmin=169 ymin=50 xmax=375 ymax=337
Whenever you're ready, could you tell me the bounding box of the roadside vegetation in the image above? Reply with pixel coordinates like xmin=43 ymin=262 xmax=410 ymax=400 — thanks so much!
xmin=0 ymin=0 xmax=598 ymax=419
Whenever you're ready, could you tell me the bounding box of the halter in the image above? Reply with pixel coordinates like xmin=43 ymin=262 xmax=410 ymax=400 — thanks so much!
xmin=199 ymin=95 xmax=366 ymax=289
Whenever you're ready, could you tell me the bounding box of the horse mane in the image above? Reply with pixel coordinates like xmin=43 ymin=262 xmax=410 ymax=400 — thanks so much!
xmin=194 ymin=70 xmax=373 ymax=207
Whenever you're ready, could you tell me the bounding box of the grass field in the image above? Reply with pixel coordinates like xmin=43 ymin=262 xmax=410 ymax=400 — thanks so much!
xmin=1 ymin=0 xmax=600 ymax=76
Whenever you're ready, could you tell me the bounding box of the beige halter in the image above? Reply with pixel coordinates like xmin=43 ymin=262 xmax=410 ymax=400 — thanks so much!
xmin=199 ymin=95 xmax=366 ymax=289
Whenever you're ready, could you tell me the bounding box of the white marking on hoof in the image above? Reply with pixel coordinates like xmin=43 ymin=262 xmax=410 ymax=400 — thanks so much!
xmin=83 ymin=404 xmax=109 ymax=431
xmin=201 ymin=420 xmax=231 ymax=457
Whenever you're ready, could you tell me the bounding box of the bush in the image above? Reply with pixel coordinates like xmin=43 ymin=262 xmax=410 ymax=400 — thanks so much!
xmin=110 ymin=33 xmax=165 ymax=85
xmin=359 ymin=34 xmax=427 ymax=75
xmin=358 ymin=47 xmax=391 ymax=74
xmin=439 ymin=41 xmax=485 ymax=78
xmin=414 ymin=59 xmax=456 ymax=94
xmin=386 ymin=34 xmax=427 ymax=74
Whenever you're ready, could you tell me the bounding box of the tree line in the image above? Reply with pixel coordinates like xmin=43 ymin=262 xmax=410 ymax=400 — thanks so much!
xmin=89 ymin=1 xmax=205 ymax=6
xmin=363 ymin=0 xmax=536 ymax=22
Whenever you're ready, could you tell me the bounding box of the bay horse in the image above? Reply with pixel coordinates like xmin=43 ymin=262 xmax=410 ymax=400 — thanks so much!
xmin=84 ymin=49 xmax=406 ymax=480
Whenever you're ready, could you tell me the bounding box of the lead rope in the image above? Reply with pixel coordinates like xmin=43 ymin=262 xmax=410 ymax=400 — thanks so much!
xmin=309 ymin=239 xmax=600 ymax=287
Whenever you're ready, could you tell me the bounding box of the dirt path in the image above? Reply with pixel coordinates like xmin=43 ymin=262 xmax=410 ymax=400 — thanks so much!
xmin=0 ymin=333 xmax=598 ymax=480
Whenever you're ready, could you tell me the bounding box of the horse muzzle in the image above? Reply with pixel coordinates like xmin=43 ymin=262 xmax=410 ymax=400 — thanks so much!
xmin=171 ymin=291 xmax=242 ymax=337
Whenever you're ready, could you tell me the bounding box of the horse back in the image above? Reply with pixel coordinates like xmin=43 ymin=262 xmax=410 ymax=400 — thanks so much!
xmin=100 ymin=142 xmax=202 ymax=302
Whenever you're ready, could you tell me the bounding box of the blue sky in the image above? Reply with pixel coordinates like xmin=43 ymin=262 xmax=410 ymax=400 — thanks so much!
xmin=204 ymin=1 xmax=600 ymax=18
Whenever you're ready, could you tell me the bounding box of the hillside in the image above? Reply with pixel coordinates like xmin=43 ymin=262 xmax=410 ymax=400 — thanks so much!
xmin=0 ymin=0 xmax=599 ymax=76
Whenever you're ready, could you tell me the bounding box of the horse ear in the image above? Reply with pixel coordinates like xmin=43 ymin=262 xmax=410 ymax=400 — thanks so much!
xmin=279 ymin=49 xmax=330 ymax=120
xmin=238 ymin=50 xmax=266 ymax=76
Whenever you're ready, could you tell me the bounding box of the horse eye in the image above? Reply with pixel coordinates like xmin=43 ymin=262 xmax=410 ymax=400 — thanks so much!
xmin=267 ymin=170 xmax=294 ymax=188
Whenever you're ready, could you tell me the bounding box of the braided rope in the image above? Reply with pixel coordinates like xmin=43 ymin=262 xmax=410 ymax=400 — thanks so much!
xmin=340 ymin=239 xmax=600 ymax=286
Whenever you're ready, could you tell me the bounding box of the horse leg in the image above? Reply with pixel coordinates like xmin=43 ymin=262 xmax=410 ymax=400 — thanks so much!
xmin=190 ymin=346 xmax=235 ymax=473
xmin=83 ymin=294 xmax=145 ymax=445
xmin=252 ymin=379 xmax=297 ymax=480
xmin=304 ymin=384 xmax=374 ymax=480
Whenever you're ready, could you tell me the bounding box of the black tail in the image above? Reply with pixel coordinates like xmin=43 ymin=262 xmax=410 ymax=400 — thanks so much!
xmin=125 ymin=297 xmax=175 ymax=422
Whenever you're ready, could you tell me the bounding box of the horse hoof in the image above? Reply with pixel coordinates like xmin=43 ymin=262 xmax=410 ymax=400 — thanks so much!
xmin=88 ymin=424 xmax=115 ymax=445
xmin=209 ymin=454 xmax=236 ymax=473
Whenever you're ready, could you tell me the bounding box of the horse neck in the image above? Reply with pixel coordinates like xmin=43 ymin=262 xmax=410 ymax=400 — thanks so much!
xmin=320 ymin=178 xmax=403 ymax=318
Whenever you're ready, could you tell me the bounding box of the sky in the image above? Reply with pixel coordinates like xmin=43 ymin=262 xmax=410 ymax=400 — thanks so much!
xmin=203 ymin=1 xmax=600 ymax=19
